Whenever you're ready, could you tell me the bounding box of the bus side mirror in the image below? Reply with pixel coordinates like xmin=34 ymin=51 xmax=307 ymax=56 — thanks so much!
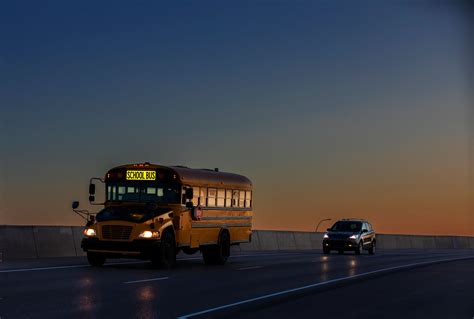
xmin=89 ymin=195 xmax=95 ymax=202
xmin=185 ymin=188 xmax=193 ymax=200
xmin=89 ymin=183 xmax=96 ymax=195
xmin=327 ymin=228 xmax=331 ymax=231
xmin=72 ymin=201 xmax=80 ymax=209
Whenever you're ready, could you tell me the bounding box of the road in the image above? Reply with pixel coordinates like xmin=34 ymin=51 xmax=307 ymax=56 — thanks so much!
xmin=1 ymin=249 xmax=473 ymax=319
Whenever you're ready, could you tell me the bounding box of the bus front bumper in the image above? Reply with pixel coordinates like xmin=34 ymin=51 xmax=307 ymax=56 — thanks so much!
xmin=81 ymin=237 xmax=160 ymax=258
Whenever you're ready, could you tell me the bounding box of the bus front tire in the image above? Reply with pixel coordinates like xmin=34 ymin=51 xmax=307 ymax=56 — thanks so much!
xmin=202 ymin=231 xmax=230 ymax=265
xmin=87 ymin=252 xmax=106 ymax=267
xmin=151 ymin=230 xmax=176 ymax=268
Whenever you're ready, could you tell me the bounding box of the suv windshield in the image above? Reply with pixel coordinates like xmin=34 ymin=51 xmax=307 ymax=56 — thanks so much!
xmin=330 ymin=221 xmax=362 ymax=232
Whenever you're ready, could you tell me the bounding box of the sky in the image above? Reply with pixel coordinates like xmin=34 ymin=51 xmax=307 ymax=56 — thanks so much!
xmin=1 ymin=1 xmax=473 ymax=236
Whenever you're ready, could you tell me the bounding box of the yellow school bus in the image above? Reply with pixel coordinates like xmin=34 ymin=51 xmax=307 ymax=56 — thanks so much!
xmin=72 ymin=162 xmax=253 ymax=267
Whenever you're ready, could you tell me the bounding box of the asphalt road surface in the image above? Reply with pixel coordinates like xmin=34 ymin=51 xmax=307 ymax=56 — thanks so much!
xmin=1 ymin=249 xmax=473 ymax=319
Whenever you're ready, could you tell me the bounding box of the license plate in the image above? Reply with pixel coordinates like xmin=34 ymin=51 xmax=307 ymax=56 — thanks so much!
xmin=126 ymin=170 xmax=156 ymax=181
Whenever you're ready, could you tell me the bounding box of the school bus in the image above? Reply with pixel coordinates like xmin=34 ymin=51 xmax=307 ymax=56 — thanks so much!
xmin=72 ymin=162 xmax=253 ymax=267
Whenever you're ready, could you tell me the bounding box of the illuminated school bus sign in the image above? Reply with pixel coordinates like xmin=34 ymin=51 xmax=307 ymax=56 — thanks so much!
xmin=126 ymin=170 xmax=156 ymax=181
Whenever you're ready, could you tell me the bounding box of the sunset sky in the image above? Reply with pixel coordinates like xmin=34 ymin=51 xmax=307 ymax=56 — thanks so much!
xmin=1 ymin=1 xmax=472 ymax=236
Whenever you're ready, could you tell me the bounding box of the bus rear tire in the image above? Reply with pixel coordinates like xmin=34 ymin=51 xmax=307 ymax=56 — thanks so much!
xmin=151 ymin=230 xmax=176 ymax=268
xmin=202 ymin=230 xmax=230 ymax=265
xmin=87 ymin=252 xmax=106 ymax=267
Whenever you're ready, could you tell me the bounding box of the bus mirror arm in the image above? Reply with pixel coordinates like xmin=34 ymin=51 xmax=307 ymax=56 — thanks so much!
xmin=71 ymin=201 xmax=98 ymax=224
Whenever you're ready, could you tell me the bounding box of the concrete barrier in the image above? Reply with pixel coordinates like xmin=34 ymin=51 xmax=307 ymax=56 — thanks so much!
xmin=293 ymin=232 xmax=313 ymax=250
xmin=72 ymin=226 xmax=86 ymax=256
xmin=452 ymin=236 xmax=470 ymax=249
xmin=256 ymin=231 xmax=279 ymax=251
xmin=0 ymin=226 xmax=472 ymax=261
xmin=377 ymin=234 xmax=397 ymax=249
xmin=0 ymin=226 xmax=37 ymax=259
xmin=434 ymin=236 xmax=454 ymax=249
xmin=240 ymin=230 xmax=261 ymax=251
xmin=276 ymin=231 xmax=297 ymax=250
xmin=309 ymin=232 xmax=324 ymax=249
xmin=33 ymin=226 xmax=77 ymax=258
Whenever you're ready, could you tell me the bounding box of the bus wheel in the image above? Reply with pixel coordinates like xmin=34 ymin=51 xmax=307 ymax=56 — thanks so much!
xmin=152 ymin=230 xmax=176 ymax=268
xmin=87 ymin=252 xmax=106 ymax=267
xmin=202 ymin=231 xmax=230 ymax=265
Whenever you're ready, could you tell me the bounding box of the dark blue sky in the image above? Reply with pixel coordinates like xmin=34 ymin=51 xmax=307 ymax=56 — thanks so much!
xmin=1 ymin=1 xmax=472 ymax=235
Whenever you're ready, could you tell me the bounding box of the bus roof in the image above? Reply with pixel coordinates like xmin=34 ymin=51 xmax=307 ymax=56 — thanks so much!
xmin=108 ymin=163 xmax=253 ymax=190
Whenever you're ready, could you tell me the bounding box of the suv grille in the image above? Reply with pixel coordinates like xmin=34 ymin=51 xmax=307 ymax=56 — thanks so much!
xmin=102 ymin=225 xmax=133 ymax=240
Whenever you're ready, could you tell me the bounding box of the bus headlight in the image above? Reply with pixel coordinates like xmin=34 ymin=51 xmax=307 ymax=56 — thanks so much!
xmin=323 ymin=234 xmax=329 ymax=239
xmin=84 ymin=228 xmax=96 ymax=237
xmin=138 ymin=231 xmax=160 ymax=239
xmin=349 ymin=234 xmax=358 ymax=239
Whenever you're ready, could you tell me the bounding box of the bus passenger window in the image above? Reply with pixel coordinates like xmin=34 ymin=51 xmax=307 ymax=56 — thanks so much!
xmin=225 ymin=189 xmax=232 ymax=207
xmin=207 ymin=188 xmax=216 ymax=207
xmin=192 ymin=187 xmax=200 ymax=206
xmin=107 ymin=186 xmax=112 ymax=200
xmin=245 ymin=191 xmax=252 ymax=208
xmin=147 ymin=187 xmax=156 ymax=194
xmin=200 ymin=188 xmax=207 ymax=206
xmin=157 ymin=188 xmax=164 ymax=197
xmin=217 ymin=189 xmax=225 ymax=207
xmin=239 ymin=190 xmax=245 ymax=207
xmin=232 ymin=190 xmax=239 ymax=207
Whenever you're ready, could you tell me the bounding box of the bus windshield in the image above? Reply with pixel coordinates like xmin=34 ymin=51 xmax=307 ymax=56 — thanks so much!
xmin=106 ymin=182 xmax=180 ymax=204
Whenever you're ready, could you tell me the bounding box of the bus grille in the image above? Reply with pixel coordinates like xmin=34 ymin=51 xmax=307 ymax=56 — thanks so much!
xmin=102 ymin=225 xmax=133 ymax=240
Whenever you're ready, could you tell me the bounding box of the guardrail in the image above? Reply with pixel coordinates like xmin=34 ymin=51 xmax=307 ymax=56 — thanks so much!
xmin=0 ymin=226 xmax=473 ymax=261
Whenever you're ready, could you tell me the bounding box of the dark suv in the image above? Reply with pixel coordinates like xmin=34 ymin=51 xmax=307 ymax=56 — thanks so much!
xmin=322 ymin=219 xmax=376 ymax=255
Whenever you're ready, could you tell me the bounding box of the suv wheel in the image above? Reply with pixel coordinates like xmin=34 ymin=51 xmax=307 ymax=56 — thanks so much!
xmin=355 ymin=241 xmax=363 ymax=255
xmin=368 ymin=241 xmax=375 ymax=255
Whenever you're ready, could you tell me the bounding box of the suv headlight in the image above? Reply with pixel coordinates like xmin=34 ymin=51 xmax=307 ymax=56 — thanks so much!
xmin=84 ymin=228 xmax=96 ymax=237
xmin=323 ymin=234 xmax=329 ymax=239
xmin=349 ymin=234 xmax=358 ymax=239
xmin=138 ymin=230 xmax=160 ymax=239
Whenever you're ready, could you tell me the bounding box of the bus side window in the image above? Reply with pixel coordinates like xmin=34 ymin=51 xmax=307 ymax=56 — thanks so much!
xmin=232 ymin=190 xmax=239 ymax=207
xmin=245 ymin=191 xmax=252 ymax=208
xmin=217 ymin=189 xmax=225 ymax=207
xmin=192 ymin=187 xmax=199 ymax=206
xmin=200 ymin=187 xmax=207 ymax=206
xmin=238 ymin=190 xmax=245 ymax=207
xmin=207 ymin=188 xmax=216 ymax=207
xmin=225 ymin=189 xmax=232 ymax=207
